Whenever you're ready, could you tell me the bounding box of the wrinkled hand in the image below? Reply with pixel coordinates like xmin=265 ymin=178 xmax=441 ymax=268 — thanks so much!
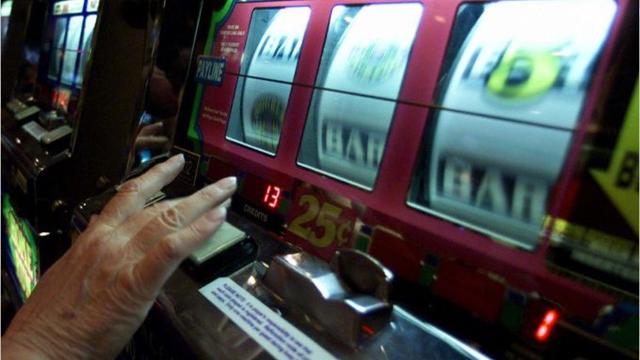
xmin=2 ymin=154 xmax=237 ymax=359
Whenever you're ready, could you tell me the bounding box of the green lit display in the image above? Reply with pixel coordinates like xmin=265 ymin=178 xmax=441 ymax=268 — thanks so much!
xmin=2 ymin=195 xmax=39 ymax=300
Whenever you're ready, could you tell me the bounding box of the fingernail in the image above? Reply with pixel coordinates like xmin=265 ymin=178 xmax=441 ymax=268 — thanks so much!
xmin=207 ymin=206 xmax=227 ymax=221
xmin=218 ymin=176 xmax=237 ymax=190
xmin=168 ymin=153 xmax=185 ymax=167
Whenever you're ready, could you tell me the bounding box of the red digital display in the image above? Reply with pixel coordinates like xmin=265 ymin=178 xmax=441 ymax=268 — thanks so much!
xmin=535 ymin=309 xmax=559 ymax=342
xmin=263 ymin=185 xmax=281 ymax=209
xmin=237 ymin=174 xmax=284 ymax=212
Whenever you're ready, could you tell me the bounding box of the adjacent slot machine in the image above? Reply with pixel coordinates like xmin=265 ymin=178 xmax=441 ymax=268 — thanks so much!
xmin=1 ymin=0 xmax=165 ymax=308
xmin=2 ymin=0 xmax=100 ymax=164
xmin=4 ymin=0 xmax=99 ymax=122
xmin=1 ymin=1 xmax=101 ymax=306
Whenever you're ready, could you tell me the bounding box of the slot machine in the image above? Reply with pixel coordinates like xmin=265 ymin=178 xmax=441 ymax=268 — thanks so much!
xmin=73 ymin=0 xmax=637 ymax=358
xmin=1 ymin=0 xmax=164 ymax=306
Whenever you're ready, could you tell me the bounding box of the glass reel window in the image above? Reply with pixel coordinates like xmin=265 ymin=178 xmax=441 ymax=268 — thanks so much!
xmin=297 ymin=3 xmax=422 ymax=190
xmin=60 ymin=15 xmax=83 ymax=85
xmin=48 ymin=17 xmax=68 ymax=80
xmin=408 ymin=0 xmax=617 ymax=249
xmin=75 ymin=14 xmax=96 ymax=87
xmin=225 ymin=7 xmax=311 ymax=155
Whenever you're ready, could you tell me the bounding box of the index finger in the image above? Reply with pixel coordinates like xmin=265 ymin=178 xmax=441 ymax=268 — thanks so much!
xmin=99 ymin=154 xmax=185 ymax=228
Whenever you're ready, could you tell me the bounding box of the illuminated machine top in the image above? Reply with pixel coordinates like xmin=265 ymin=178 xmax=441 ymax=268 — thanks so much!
xmin=180 ymin=0 xmax=637 ymax=352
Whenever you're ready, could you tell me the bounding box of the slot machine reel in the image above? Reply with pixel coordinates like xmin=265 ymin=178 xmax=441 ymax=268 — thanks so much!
xmin=420 ymin=0 xmax=617 ymax=247
xmin=263 ymin=249 xmax=393 ymax=348
xmin=312 ymin=4 xmax=420 ymax=189
xmin=240 ymin=7 xmax=310 ymax=153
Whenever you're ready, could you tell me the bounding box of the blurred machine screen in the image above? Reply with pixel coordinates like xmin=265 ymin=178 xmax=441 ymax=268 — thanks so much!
xmin=2 ymin=195 xmax=39 ymax=301
xmin=43 ymin=0 xmax=100 ymax=102
xmin=226 ymin=7 xmax=310 ymax=155
xmin=75 ymin=14 xmax=96 ymax=87
xmin=48 ymin=17 xmax=67 ymax=80
xmin=408 ymin=0 xmax=617 ymax=248
xmin=297 ymin=3 xmax=422 ymax=190
xmin=61 ymin=15 xmax=83 ymax=85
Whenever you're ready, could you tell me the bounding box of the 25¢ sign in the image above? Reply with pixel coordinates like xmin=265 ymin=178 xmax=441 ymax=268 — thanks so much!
xmin=285 ymin=185 xmax=358 ymax=260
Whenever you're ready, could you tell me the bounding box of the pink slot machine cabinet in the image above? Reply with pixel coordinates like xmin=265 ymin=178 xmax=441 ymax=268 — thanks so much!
xmin=76 ymin=0 xmax=637 ymax=358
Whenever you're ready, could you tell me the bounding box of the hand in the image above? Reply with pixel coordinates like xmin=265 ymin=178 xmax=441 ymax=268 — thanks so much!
xmin=2 ymin=154 xmax=237 ymax=359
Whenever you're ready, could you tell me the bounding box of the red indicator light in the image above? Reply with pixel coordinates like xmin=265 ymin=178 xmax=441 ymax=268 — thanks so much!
xmin=263 ymin=185 xmax=281 ymax=209
xmin=535 ymin=324 xmax=549 ymax=340
xmin=535 ymin=310 xmax=559 ymax=342
xmin=361 ymin=324 xmax=375 ymax=336
xmin=543 ymin=310 xmax=557 ymax=325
